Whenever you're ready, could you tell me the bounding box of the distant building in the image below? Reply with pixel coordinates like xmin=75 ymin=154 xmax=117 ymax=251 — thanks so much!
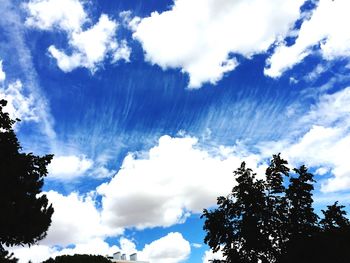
xmin=106 ymin=252 xmax=149 ymax=263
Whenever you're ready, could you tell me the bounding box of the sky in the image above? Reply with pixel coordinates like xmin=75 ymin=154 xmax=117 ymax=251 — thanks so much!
xmin=1 ymin=0 xmax=350 ymax=262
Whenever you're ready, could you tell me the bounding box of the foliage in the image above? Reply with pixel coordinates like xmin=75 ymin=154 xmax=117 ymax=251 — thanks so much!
xmin=42 ymin=254 xmax=113 ymax=263
xmin=202 ymin=154 xmax=350 ymax=263
xmin=0 ymin=246 xmax=17 ymax=263
xmin=0 ymin=99 xmax=54 ymax=261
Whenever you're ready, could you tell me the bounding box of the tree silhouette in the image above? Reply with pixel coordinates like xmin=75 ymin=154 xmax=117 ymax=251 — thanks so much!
xmin=202 ymin=155 xmax=350 ymax=263
xmin=0 ymin=99 xmax=54 ymax=261
xmin=320 ymin=201 xmax=350 ymax=230
xmin=281 ymin=165 xmax=319 ymax=263
xmin=283 ymin=202 xmax=350 ymax=263
xmin=264 ymin=154 xmax=289 ymax=262
xmin=202 ymin=162 xmax=271 ymax=263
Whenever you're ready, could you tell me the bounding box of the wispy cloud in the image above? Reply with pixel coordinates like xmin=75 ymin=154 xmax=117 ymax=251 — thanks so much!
xmin=258 ymin=86 xmax=350 ymax=192
xmin=0 ymin=59 xmax=5 ymax=82
xmin=0 ymin=0 xmax=56 ymax=144
xmin=0 ymin=80 xmax=39 ymax=122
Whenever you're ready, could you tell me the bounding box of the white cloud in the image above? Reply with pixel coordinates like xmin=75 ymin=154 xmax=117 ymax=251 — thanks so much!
xmin=41 ymin=191 xmax=122 ymax=246
xmin=48 ymin=15 xmax=130 ymax=72
xmin=98 ymin=135 xmax=263 ymax=229
xmin=258 ymin=87 xmax=350 ymax=192
xmin=25 ymin=0 xmax=130 ymax=72
xmin=47 ymin=154 xmax=116 ymax=180
xmin=1 ymin=0 xmax=56 ymax=141
xmin=10 ymin=244 xmax=57 ymax=263
xmin=304 ymin=64 xmax=328 ymax=82
xmin=48 ymin=155 xmax=93 ymax=180
xmin=191 ymin=243 xmax=202 ymax=248
xmin=25 ymin=0 xmax=87 ymax=32
xmin=10 ymin=238 xmax=119 ymax=263
xmin=300 ymin=86 xmax=350 ymax=127
xmin=265 ymin=0 xmax=350 ymax=77
xmin=0 ymin=80 xmax=39 ymax=122
xmin=202 ymin=248 xmax=224 ymax=263
xmin=139 ymin=232 xmax=190 ymax=263
xmin=11 ymin=232 xmax=190 ymax=263
xmin=132 ymin=0 xmax=305 ymax=88
xmin=90 ymin=165 xmax=116 ymax=179
xmin=283 ymin=125 xmax=350 ymax=192
xmin=0 ymin=60 xmax=5 ymax=82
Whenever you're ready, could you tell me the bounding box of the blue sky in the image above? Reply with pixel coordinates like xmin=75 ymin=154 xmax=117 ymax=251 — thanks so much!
xmin=1 ymin=0 xmax=350 ymax=262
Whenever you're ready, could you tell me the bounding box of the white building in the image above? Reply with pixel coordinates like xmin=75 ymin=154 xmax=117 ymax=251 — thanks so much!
xmin=107 ymin=252 xmax=149 ymax=263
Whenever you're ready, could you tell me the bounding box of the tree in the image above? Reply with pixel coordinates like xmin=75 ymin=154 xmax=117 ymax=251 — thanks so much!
xmin=202 ymin=155 xmax=350 ymax=263
xmin=285 ymin=165 xmax=318 ymax=240
xmin=283 ymin=202 xmax=350 ymax=263
xmin=202 ymin=162 xmax=271 ymax=263
xmin=264 ymin=154 xmax=289 ymax=261
xmin=0 ymin=99 xmax=54 ymax=260
xmin=281 ymin=165 xmax=319 ymax=263
xmin=320 ymin=201 xmax=350 ymax=230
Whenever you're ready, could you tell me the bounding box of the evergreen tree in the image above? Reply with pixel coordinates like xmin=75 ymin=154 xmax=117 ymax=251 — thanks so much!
xmin=320 ymin=201 xmax=350 ymax=230
xmin=265 ymin=153 xmax=289 ymax=194
xmin=264 ymin=154 xmax=289 ymax=261
xmin=285 ymin=165 xmax=318 ymax=240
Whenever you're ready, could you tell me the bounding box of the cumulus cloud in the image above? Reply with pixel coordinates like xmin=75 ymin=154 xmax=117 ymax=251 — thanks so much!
xmin=139 ymin=232 xmax=191 ymax=263
xmin=11 ymin=232 xmax=190 ymax=263
xmin=258 ymin=87 xmax=350 ymax=192
xmin=132 ymin=0 xmax=305 ymax=88
xmin=47 ymin=155 xmax=93 ymax=180
xmin=41 ymin=191 xmax=122 ymax=246
xmin=265 ymin=0 xmax=350 ymax=78
xmin=25 ymin=0 xmax=130 ymax=72
xmin=48 ymin=15 xmax=130 ymax=72
xmin=286 ymin=125 xmax=350 ymax=192
xmin=25 ymin=0 xmax=87 ymax=32
xmin=0 ymin=80 xmax=39 ymax=122
xmin=0 ymin=60 xmax=5 ymax=82
xmin=11 ymin=238 xmax=120 ymax=263
xmin=9 ymin=191 xmax=120 ymax=261
xmin=47 ymin=154 xmax=116 ymax=180
xmin=202 ymin=248 xmax=224 ymax=263
xmin=98 ymin=135 xmax=263 ymax=229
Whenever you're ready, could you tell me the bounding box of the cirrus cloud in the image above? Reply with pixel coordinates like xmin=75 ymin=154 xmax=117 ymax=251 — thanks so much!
xmin=258 ymin=86 xmax=350 ymax=192
xmin=0 ymin=80 xmax=39 ymax=122
xmin=0 ymin=60 xmax=5 ymax=82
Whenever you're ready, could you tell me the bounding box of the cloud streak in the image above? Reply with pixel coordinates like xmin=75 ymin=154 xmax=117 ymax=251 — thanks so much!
xmin=0 ymin=0 xmax=56 ymax=142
